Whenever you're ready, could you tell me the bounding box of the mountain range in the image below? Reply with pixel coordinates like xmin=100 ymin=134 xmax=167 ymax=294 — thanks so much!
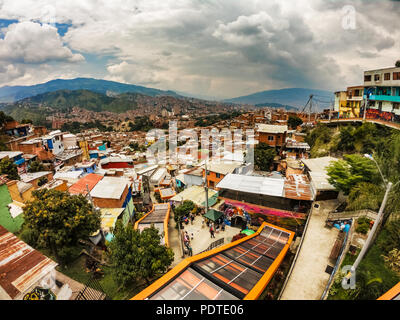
xmin=0 ymin=78 xmax=334 ymax=113
xmin=225 ymin=88 xmax=334 ymax=111
xmin=0 ymin=78 xmax=180 ymax=103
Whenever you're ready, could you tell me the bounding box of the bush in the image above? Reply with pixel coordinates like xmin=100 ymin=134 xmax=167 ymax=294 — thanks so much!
xmin=57 ymin=246 xmax=82 ymax=265
xmin=19 ymin=227 xmax=38 ymax=246
xmin=356 ymin=216 xmax=372 ymax=234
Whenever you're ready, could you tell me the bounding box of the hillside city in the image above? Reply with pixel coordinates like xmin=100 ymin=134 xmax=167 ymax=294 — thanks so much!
xmin=0 ymin=61 xmax=400 ymax=302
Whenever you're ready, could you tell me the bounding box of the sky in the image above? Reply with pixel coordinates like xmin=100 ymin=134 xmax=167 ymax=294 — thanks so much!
xmin=0 ymin=0 xmax=399 ymax=100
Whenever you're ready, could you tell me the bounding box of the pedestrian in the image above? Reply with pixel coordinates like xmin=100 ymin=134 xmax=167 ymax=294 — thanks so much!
xmin=190 ymin=214 xmax=194 ymax=225
xmin=221 ymin=221 xmax=225 ymax=231
xmin=191 ymin=233 xmax=194 ymax=241
xmin=210 ymin=225 xmax=215 ymax=238
xmin=186 ymin=243 xmax=193 ymax=256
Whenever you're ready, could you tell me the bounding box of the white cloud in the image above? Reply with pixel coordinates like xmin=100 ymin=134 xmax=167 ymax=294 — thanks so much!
xmin=0 ymin=0 xmax=399 ymax=98
xmin=0 ymin=21 xmax=83 ymax=64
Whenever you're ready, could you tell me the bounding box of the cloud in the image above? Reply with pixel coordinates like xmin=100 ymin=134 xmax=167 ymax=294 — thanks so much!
xmin=0 ymin=0 xmax=399 ymax=98
xmin=0 ymin=21 xmax=83 ymax=64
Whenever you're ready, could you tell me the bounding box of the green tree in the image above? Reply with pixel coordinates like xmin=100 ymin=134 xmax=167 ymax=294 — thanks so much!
xmin=337 ymin=126 xmax=356 ymax=152
xmin=174 ymin=200 xmax=196 ymax=225
xmin=0 ymin=157 xmax=19 ymax=180
xmin=21 ymin=189 xmax=101 ymax=265
xmin=0 ymin=111 xmax=14 ymax=129
xmin=396 ymin=60 xmax=400 ymax=68
xmin=288 ymin=115 xmax=303 ymax=130
xmin=327 ymin=154 xmax=379 ymax=195
xmin=108 ymin=221 xmax=174 ymax=286
xmin=28 ymin=160 xmax=45 ymax=173
xmin=346 ymin=182 xmax=384 ymax=211
xmin=254 ymin=142 xmax=276 ymax=171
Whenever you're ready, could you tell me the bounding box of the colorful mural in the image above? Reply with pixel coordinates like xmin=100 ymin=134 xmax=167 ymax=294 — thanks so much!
xmin=222 ymin=198 xmax=306 ymax=220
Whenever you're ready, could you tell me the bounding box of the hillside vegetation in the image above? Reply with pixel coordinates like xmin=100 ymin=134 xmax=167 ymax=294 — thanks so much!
xmin=307 ymin=122 xmax=400 ymax=299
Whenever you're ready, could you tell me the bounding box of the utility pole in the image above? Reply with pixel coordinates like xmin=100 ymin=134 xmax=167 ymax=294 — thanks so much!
xmin=343 ymin=181 xmax=393 ymax=287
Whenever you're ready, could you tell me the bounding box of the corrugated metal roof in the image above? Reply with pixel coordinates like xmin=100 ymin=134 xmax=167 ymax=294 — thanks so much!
xmin=256 ymin=124 xmax=288 ymax=134
xmin=0 ymin=226 xmax=57 ymax=300
xmin=301 ymin=156 xmax=338 ymax=173
xmin=90 ymin=176 xmax=130 ymax=199
xmin=284 ymin=174 xmax=314 ymax=201
xmin=68 ymin=173 xmax=103 ymax=195
xmin=216 ymin=174 xmax=284 ymax=197
xmin=171 ymin=185 xmax=218 ymax=207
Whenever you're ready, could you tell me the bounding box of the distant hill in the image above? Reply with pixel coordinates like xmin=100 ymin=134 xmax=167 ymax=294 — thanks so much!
xmin=0 ymin=78 xmax=180 ymax=103
xmin=254 ymin=102 xmax=298 ymax=111
xmin=225 ymin=88 xmax=334 ymax=111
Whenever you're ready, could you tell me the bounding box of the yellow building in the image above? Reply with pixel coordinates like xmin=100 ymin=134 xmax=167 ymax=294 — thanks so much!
xmin=345 ymin=86 xmax=364 ymax=118
xmin=334 ymin=91 xmax=348 ymax=117
xmin=78 ymin=140 xmax=90 ymax=160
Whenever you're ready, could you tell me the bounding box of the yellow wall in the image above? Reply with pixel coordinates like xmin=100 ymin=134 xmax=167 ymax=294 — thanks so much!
xmin=6 ymin=180 xmax=35 ymax=203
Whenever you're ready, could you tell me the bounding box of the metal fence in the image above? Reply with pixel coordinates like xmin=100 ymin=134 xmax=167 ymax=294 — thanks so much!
xmin=199 ymin=238 xmax=225 ymax=254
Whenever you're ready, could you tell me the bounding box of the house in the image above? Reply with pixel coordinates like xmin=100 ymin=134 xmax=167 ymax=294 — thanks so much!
xmin=345 ymin=85 xmax=364 ymax=118
xmin=90 ymin=176 xmax=131 ymax=208
xmin=216 ymin=173 xmax=314 ymax=212
xmin=42 ymin=130 xmax=64 ymax=156
xmin=3 ymin=121 xmax=30 ymax=138
xmin=74 ymin=160 xmax=97 ymax=175
xmin=334 ymin=91 xmax=348 ymax=117
xmin=100 ymin=157 xmax=134 ymax=169
xmin=55 ymin=149 xmax=83 ymax=166
xmin=6 ymin=180 xmax=34 ymax=203
xmin=0 ymin=225 xmax=58 ymax=300
xmin=363 ymin=66 xmax=400 ymax=121
xmin=0 ymin=151 xmax=27 ymax=174
xmin=19 ymin=171 xmax=54 ymax=189
xmin=183 ymin=167 xmax=204 ymax=188
xmin=203 ymin=161 xmax=242 ymax=190
xmin=68 ymin=173 xmax=103 ymax=196
xmin=301 ymin=156 xmax=339 ymax=200
xmin=256 ymin=124 xmax=288 ymax=147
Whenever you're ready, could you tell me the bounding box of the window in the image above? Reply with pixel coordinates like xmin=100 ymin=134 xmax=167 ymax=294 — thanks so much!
xmin=374 ymin=74 xmax=380 ymax=81
xmin=364 ymin=75 xmax=372 ymax=82
xmin=394 ymin=72 xmax=400 ymax=80
xmin=268 ymin=135 xmax=274 ymax=141
xmin=384 ymin=73 xmax=391 ymax=81
xmin=394 ymin=103 xmax=400 ymax=110
xmin=216 ymin=173 xmax=221 ymax=179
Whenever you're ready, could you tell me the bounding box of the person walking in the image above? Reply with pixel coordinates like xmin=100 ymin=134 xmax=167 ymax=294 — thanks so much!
xmin=210 ymin=224 xmax=215 ymax=238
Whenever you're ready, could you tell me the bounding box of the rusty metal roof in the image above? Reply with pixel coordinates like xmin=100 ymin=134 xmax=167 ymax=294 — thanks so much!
xmin=284 ymin=174 xmax=314 ymax=201
xmin=0 ymin=226 xmax=57 ymax=299
xmin=68 ymin=173 xmax=103 ymax=196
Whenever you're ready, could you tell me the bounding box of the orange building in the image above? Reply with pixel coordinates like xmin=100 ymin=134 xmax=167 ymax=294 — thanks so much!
xmin=257 ymin=124 xmax=288 ymax=147
xmin=203 ymin=161 xmax=242 ymax=190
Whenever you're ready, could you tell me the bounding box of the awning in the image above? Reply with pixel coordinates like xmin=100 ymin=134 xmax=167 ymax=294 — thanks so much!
xmin=241 ymin=229 xmax=256 ymax=236
xmin=204 ymin=209 xmax=224 ymax=222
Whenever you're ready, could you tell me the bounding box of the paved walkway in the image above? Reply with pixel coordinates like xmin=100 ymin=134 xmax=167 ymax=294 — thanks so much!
xmin=280 ymin=200 xmax=340 ymax=300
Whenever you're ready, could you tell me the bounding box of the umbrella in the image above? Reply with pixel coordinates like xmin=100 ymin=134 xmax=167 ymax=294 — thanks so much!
xmin=203 ymin=209 xmax=224 ymax=222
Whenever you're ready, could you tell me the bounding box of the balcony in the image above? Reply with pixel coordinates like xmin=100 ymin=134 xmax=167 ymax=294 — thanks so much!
xmin=364 ymin=95 xmax=400 ymax=103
